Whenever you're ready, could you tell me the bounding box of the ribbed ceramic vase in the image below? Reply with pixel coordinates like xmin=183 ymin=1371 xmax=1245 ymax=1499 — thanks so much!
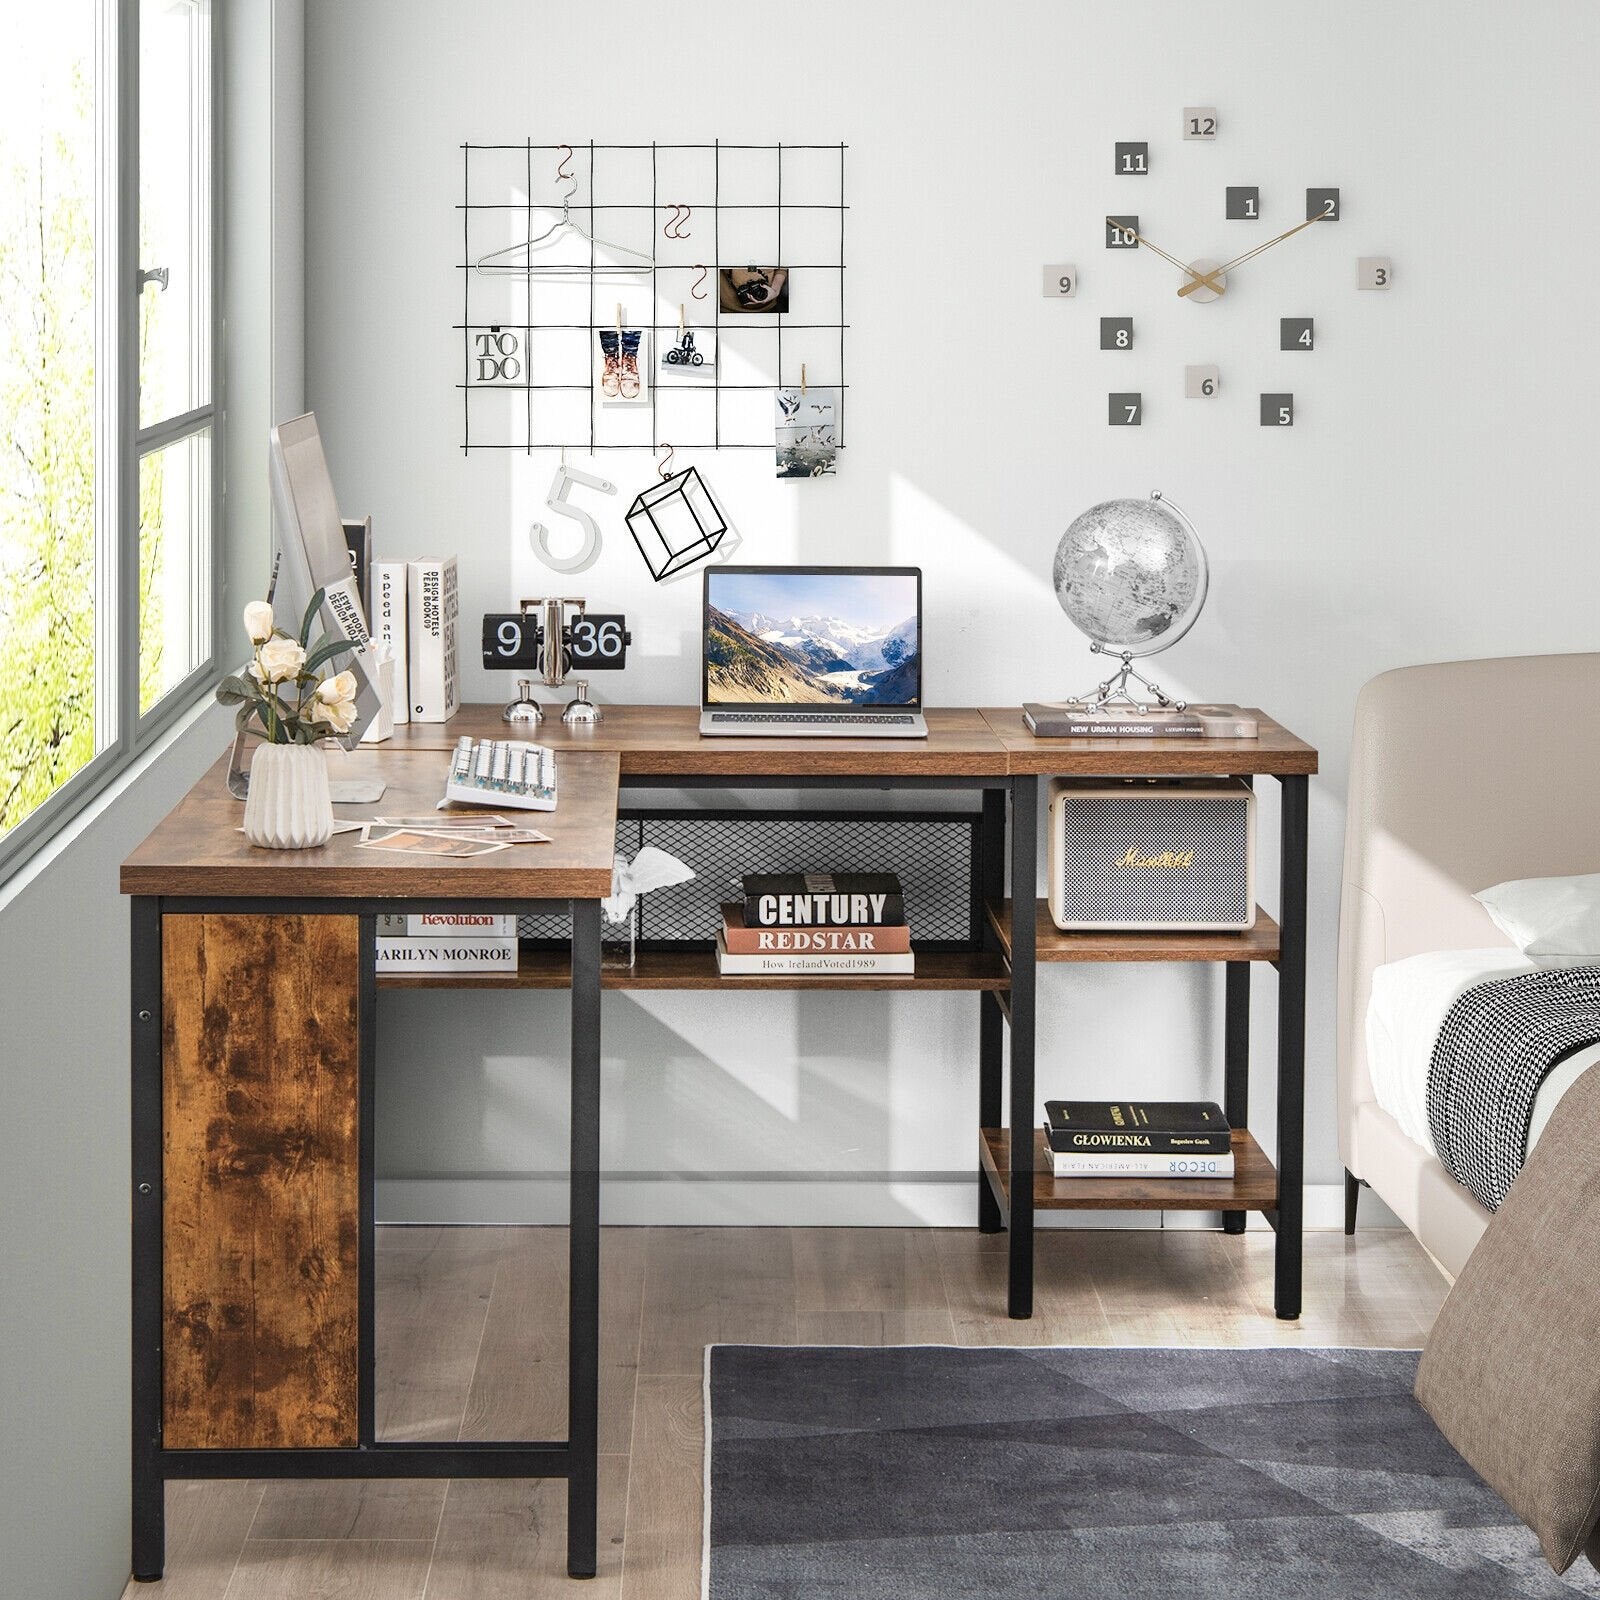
xmin=243 ymin=743 xmax=334 ymax=849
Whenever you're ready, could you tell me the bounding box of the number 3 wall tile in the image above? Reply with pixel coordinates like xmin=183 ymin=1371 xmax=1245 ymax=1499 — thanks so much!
xmin=1357 ymin=256 xmax=1392 ymax=289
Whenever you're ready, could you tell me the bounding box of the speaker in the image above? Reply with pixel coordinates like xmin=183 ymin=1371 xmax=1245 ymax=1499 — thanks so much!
xmin=1047 ymin=777 xmax=1256 ymax=931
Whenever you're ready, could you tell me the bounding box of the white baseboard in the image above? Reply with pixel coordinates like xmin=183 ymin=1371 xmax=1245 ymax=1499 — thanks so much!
xmin=376 ymin=1176 xmax=1381 ymax=1231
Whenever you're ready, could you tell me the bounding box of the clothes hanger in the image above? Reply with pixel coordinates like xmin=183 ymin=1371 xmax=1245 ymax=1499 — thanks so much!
xmin=474 ymin=177 xmax=655 ymax=279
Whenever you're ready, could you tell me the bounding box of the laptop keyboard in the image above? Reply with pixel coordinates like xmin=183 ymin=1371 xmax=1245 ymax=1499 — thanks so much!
xmin=710 ymin=712 xmax=917 ymax=725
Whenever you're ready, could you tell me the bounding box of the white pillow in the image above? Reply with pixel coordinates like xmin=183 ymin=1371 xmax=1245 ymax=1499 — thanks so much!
xmin=1475 ymin=873 xmax=1600 ymax=965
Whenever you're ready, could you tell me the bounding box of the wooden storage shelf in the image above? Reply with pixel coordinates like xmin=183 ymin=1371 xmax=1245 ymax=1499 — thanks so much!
xmin=378 ymin=944 xmax=1011 ymax=993
xmin=981 ymin=1128 xmax=1278 ymax=1213
xmin=986 ymin=898 xmax=1281 ymax=965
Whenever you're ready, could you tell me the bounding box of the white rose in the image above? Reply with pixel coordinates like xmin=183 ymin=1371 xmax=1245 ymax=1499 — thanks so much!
xmin=253 ymin=635 xmax=306 ymax=683
xmin=309 ymin=689 xmax=359 ymax=735
xmin=316 ymin=670 xmax=357 ymax=705
xmin=243 ymin=600 xmax=275 ymax=643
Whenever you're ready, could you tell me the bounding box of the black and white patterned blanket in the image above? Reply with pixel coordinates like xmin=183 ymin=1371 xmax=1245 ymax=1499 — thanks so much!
xmin=1428 ymin=966 xmax=1600 ymax=1211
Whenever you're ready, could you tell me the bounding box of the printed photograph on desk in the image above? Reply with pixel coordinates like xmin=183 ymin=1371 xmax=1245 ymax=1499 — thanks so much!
xmin=594 ymin=323 xmax=650 ymax=405
xmin=357 ymin=828 xmax=511 ymax=858
xmin=775 ymin=387 xmax=838 ymax=477
xmin=374 ymin=814 xmax=515 ymax=830
xmin=719 ymin=266 xmax=789 ymax=313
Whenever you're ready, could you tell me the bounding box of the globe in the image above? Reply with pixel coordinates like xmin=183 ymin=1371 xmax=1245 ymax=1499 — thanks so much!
xmin=1052 ymin=494 xmax=1208 ymax=659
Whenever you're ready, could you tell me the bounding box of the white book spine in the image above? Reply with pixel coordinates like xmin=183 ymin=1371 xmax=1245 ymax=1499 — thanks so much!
xmin=374 ymin=562 xmax=410 ymax=723
xmin=715 ymin=935 xmax=915 ymax=975
xmin=375 ymin=937 xmax=517 ymax=973
xmin=407 ymin=557 xmax=460 ymax=722
xmin=1048 ymin=1150 xmax=1236 ymax=1178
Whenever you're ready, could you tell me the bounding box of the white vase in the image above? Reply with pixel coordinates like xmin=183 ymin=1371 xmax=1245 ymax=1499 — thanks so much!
xmin=243 ymin=742 xmax=334 ymax=849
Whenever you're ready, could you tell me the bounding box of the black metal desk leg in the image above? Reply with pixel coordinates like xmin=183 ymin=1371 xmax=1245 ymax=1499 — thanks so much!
xmin=1222 ymin=962 xmax=1251 ymax=1235
xmin=978 ymin=785 xmax=1007 ymax=1232
xmin=1007 ymin=776 xmax=1038 ymax=1318
xmin=130 ymin=897 xmax=165 ymax=1582
xmin=978 ymin=994 xmax=1004 ymax=1232
xmin=1274 ymin=776 xmax=1309 ymax=1320
xmin=567 ymin=898 xmax=602 ymax=1578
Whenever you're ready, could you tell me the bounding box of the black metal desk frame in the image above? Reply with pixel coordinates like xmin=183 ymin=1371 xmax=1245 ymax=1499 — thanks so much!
xmin=984 ymin=772 xmax=1309 ymax=1322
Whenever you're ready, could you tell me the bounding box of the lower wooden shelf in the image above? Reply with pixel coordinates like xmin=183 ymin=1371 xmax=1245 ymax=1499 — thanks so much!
xmin=980 ymin=1128 xmax=1278 ymax=1212
xmin=378 ymin=945 xmax=1010 ymax=992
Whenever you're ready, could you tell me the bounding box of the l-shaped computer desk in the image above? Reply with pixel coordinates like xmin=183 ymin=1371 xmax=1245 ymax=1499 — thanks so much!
xmin=121 ymin=705 xmax=1316 ymax=1580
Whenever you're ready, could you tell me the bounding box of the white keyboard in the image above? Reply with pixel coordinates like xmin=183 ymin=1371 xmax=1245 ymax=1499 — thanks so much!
xmin=444 ymin=736 xmax=558 ymax=811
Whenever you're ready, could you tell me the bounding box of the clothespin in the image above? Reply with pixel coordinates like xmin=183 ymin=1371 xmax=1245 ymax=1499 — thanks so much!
xmin=615 ymin=303 xmax=622 ymax=337
xmin=678 ymin=303 xmax=686 ymax=337
xmin=801 ymin=363 xmax=807 ymax=395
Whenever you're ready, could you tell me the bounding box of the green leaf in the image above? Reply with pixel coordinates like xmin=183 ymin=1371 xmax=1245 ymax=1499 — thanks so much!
xmin=299 ymin=585 xmax=326 ymax=648
xmin=234 ymin=703 xmax=261 ymax=732
xmin=213 ymin=673 xmax=257 ymax=706
xmin=303 ymin=637 xmax=357 ymax=677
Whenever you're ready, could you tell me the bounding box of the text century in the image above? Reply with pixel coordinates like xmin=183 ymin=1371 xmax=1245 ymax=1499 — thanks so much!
xmin=756 ymin=893 xmax=889 ymax=926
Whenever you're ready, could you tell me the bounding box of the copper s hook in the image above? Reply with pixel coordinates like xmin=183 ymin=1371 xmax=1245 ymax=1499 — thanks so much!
xmin=690 ymin=264 xmax=708 ymax=300
xmin=555 ymin=143 xmax=574 ymax=182
xmin=655 ymin=443 xmax=676 ymax=481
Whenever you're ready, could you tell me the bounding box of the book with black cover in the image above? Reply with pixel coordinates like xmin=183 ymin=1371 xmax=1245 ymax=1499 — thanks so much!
xmin=1043 ymin=1099 xmax=1232 ymax=1154
xmin=742 ymin=872 xmax=906 ymax=928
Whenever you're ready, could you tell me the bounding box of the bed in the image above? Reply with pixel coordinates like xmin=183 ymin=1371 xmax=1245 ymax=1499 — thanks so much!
xmin=1337 ymin=651 xmax=1600 ymax=1278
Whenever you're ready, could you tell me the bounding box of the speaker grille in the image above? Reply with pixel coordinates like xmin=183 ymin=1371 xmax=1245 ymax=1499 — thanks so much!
xmin=1053 ymin=789 xmax=1251 ymax=927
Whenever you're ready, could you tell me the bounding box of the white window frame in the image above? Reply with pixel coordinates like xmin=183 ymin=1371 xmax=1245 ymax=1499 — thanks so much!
xmin=0 ymin=0 xmax=222 ymax=883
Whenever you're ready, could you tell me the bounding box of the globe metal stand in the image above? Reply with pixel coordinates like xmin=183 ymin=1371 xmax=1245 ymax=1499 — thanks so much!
xmin=1067 ymin=643 xmax=1186 ymax=713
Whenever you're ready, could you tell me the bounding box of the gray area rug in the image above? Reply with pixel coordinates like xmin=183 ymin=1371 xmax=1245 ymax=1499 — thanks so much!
xmin=706 ymin=1345 xmax=1600 ymax=1600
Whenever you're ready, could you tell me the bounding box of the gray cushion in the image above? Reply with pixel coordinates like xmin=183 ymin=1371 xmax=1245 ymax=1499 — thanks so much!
xmin=1415 ymin=1061 xmax=1600 ymax=1572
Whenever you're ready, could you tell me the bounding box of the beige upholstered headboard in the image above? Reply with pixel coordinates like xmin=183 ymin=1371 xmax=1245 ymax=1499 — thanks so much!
xmin=1338 ymin=652 xmax=1600 ymax=1167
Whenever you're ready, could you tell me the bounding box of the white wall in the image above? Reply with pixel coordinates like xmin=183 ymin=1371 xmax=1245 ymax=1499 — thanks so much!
xmin=301 ymin=0 xmax=1600 ymax=1224
xmin=0 ymin=4 xmax=303 ymax=1595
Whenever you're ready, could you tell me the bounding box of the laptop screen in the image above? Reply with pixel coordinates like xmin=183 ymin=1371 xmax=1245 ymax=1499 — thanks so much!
xmin=703 ymin=566 xmax=922 ymax=708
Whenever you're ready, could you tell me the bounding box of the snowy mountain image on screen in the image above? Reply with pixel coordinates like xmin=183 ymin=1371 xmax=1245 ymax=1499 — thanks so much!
xmin=706 ymin=608 xmax=920 ymax=705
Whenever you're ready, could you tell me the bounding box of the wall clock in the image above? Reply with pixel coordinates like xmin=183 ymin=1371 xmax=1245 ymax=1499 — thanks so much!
xmin=1044 ymin=107 xmax=1392 ymax=426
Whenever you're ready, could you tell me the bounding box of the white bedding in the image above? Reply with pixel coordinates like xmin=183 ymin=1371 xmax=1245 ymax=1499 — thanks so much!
xmin=1365 ymin=948 xmax=1600 ymax=1162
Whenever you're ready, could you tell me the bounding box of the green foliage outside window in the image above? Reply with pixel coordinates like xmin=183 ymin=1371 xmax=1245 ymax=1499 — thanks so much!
xmin=0 ymin=68 xmax=169 ymax=836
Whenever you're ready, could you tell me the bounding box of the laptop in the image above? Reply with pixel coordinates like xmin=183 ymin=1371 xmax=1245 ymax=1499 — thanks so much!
xmin=699 ymin=565 xmax=929 ymax=738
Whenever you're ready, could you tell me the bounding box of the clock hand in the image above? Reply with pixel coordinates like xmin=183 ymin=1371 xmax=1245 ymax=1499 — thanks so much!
xmin=1105 ymin=218 xmax=1217 ymax=293
xmin=1177 ymin=212 xmax=1328 ymax=298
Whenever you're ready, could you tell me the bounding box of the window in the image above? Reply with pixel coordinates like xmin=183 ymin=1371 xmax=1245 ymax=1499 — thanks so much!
xmin=0 ymin=0 xmax=217 ymax=875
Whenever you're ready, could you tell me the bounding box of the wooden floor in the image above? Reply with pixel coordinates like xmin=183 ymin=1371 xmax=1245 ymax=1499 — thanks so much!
xmin=127 ymin=1224 xmax=1449 ymax=1600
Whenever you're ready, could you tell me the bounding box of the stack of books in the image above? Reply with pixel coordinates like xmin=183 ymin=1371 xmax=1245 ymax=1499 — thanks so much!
xmin=1043 ymin=1099 xmax=1234 ymax=1178
xmin=375 ymin=911 xmax=518 ymax=974
xmin=717 ymin=872 xmax=913 ymax=977
xmin=373 ymin=556 xmax=461 ymax=724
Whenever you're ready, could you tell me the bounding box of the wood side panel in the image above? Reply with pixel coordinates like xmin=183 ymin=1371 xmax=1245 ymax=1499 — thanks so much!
xmin=162 ymin=914 xmax=362 ymax=1448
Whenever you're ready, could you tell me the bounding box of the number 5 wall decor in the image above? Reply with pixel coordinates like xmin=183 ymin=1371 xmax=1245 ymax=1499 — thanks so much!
xmin=530 ymin=461 xmax=616 ymax=574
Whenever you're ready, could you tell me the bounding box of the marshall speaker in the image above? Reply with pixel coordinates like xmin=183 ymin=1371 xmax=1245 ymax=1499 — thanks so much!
xmin=1047 ymin=777 xmax=1256 ymax=931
